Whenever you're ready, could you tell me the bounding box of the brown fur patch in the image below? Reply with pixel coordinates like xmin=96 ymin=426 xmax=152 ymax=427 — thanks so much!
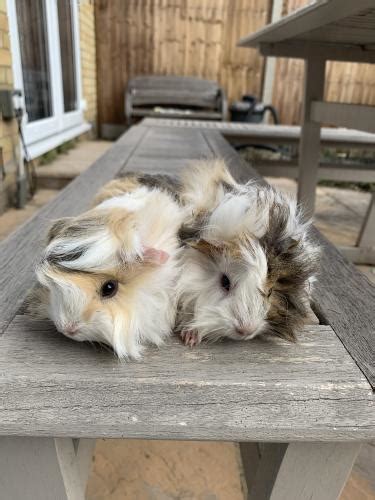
xmin=93 ymin=176 xmax=141 ymax=206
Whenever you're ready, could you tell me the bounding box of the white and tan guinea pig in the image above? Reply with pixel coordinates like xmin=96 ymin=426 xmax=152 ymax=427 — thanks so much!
xmin=177 ymin=159 xmax=320 ymax=346
xmin=31 ymin=175 xmax=185 ymax=359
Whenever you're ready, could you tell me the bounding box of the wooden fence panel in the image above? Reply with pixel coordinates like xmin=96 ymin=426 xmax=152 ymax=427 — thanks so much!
xmin=95 ymin=0 xmax=269 ymax=128
xmin=95 ymin=0 xmax=375 ymax=128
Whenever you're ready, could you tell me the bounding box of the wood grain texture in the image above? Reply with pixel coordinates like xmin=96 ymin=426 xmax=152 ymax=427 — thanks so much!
xmin=0 ymin=125 xmax=148 ymax=333
xmin=0 ymin=317 xmax=374 ymax=440
xmin=142 ymin=118 xmax=375 ymax=148
xmin=248 ymin=442 xmax=361 ymax=500
xmin=238 ymin=0 xmax=375 ymax=46
xmin=1 ymin=124 xmax=374 ymax=441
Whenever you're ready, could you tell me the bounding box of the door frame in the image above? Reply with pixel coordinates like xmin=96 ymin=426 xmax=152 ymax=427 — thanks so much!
xmin=7 ymin=0 xmax=90 ymax=159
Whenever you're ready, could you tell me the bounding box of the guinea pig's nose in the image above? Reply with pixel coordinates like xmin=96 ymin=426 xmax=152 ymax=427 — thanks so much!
xmin=236 ymin=325 xmax=256 ymax=336
xmin=63 ymin=323 xmax=79 ymax=336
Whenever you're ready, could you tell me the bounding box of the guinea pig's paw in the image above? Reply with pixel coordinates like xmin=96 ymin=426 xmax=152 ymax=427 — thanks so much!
xmin=180 ymin=330 xmax=201 ymax=347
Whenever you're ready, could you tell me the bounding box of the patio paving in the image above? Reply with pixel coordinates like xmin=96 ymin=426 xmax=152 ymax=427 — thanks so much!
xmin=0 ymin=139 xmax=373 ymax=499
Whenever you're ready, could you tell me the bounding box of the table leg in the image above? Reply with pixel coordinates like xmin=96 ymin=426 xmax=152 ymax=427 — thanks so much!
xmin=357 ymin=193 xmax=375 ymax=249
xmin=0 ymin=436 xmax=95 ymax=500
xmin=243 ymin=442 xmax=361 ymax=500
xmin=298 ymin=58 xmax=326 ymax=219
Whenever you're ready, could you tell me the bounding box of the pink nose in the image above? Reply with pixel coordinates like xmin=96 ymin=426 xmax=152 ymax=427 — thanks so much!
xmin=235 ymin=325 xmax=256 ymax=336
xmin=63 ymin=324 xmax=78 ymax=336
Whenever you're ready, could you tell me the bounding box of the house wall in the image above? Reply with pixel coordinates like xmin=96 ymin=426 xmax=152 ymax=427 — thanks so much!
xmin=0 ymin=0 xmax=19 ymax=213
xmin=0 ymin=0 xmax=98 ymax=215
xmin=79 ymin=0 xmax=98 ymax=135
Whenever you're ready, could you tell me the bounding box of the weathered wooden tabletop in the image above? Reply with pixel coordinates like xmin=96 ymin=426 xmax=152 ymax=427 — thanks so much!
xmin=0 ymin=123 xmax=374 ymax=442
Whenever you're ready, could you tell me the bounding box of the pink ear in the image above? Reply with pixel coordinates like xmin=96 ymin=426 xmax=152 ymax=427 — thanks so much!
xmin=143 ymin=247 xmax=170 ymax=265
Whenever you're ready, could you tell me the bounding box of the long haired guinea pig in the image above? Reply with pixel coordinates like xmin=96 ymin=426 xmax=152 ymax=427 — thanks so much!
xmin=31 ymin=180 xmax=185 ymax=359
xmin=177 ymin=160 xmax=320 ymax=346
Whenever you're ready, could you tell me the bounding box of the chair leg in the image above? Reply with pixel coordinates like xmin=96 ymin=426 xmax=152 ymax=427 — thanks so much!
xmin=242 ymin=441 xmax=360 ymax=500
xmin=0 ymin=436 xmax=95 ymax=500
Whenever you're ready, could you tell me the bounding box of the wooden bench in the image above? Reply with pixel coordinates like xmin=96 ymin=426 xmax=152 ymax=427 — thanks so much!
xmin=125 ymin=76 xmax=227 ymax=125
xmin=0 ymin=123 xmax=374 ymax=500
xmin=143 ymin=118 xmax=375 ymax=182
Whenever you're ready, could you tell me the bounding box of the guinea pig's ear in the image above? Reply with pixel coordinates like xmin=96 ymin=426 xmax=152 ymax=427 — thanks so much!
xmin=47 ymin=217 xmax=72 ymax=242
xmin=142 ymin=247 xmax=170 ymax=265
xmin=187 ymin=239 xmax=222 ymax=257
xmin=286 ymin=237 xmax=299 ymax=252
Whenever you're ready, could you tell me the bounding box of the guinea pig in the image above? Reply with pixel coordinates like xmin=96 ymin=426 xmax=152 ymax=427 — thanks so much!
xmin=31 ymin=180 xmax=185 ymax=359
xmin=177 ymin=160 xmax=320 ymax=346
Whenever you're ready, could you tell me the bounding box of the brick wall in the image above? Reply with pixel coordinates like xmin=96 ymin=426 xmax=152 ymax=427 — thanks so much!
xmin=0 ymin=0 xmax=19 ymax=213
xmin=79 ymin=0 xmax=97 ymax=135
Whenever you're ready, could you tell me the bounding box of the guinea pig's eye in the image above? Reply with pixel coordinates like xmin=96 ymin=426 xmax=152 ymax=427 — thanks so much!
xmin=220 ymin=273 xmax=231 ymax=292
xmin=267 ymin=288 xmax=273 ymax=298
xmin=100 ymin=280 xmax=118 ymax=299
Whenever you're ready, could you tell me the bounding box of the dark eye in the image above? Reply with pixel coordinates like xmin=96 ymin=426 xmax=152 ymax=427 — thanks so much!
xmin=100 ymin=280 xmax=118 ymax=298
xmin=220 ymin=274 xmax=231 ymax=292
xmin=267 ymin=288 xmax=273 ymax=298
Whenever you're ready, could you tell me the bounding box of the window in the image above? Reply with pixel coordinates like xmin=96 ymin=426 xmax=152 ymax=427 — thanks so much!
xmin=15 ymin=0 xmax=52 ymax=122
xmin=7 ymin=0 xmax=90 ymax=159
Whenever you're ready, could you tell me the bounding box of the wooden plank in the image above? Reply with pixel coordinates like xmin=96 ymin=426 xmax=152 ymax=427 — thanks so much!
xmin=297 ymin=58 xmax=326 ymax=218
xmin=238 ymin=0 xmax=375 ymax=47
xmin=247 ymin=442 xmax=361 ymax=500
xmin=312 ymin=228 xmax=375 ymax=388
xmin=339 ymin=245 xmax=375 ymax=265
xmin=254 ymin=160 xmax=375 ymax=183
xmin=311 ymin=101 xmax=375 ymax=134
xmin=0 ymin=125 xmax=149 ymax=333
xmin=259 ymin=40 xmax=375 ymax=64
xmin=0 ymin=318 xmax=374 ymax=440
xmin=142 ymin=119 xmax=375 ymax=149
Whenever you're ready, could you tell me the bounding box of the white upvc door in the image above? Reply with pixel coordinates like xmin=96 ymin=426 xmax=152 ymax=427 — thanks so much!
xmin=7 ymin=0 xmax=90 ymax=159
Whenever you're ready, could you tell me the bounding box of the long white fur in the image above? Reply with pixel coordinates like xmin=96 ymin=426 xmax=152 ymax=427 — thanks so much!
xmin=178 ymin=159 xmax=316 ymax=343
xmin=35 ymin=186 xmax=186 ymax=359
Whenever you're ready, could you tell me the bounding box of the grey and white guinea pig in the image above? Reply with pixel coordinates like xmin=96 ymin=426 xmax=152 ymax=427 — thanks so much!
xmin=177 ymin=160 xmax=320 ymax=346
xmin=31 ymin=178 xmax=186 ymax=359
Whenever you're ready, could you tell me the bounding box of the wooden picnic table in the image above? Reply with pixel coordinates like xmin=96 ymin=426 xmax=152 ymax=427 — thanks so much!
xmin=239 ymin=0 xmax=375 ymax=265
xmin=0 ymin=122 xmax=374 ymax=500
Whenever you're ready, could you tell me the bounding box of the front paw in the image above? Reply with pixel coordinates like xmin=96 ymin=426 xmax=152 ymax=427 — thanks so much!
xmin=180 ymin=330 xmax=201 ymax=347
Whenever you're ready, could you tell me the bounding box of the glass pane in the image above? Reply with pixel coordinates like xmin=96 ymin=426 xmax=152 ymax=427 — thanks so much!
xmin=57 ymin=0 xmax=77 ymax=113
xmin=16 ymin=0 xmax=52 ymax=122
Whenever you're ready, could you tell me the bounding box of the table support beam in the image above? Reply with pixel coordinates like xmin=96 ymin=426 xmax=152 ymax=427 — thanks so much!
xmin=298 ymin=58 xmax=326 ymax=218
xmin=244 ymin=442 xmax=361 ymax=500
xmin=0 ymin=437 xmax=95 ymax=500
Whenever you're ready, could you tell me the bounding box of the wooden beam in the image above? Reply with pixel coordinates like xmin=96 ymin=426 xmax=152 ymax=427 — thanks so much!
xmin=238 ymin=0 xmax=375 ymax=46
xmin=246 ymin=442 xmax=361 ymax=500
xmin=254 ymin=160 xmax=375 ymax=183
xmin=356 ymin=194 xmax=375 ymax=248
xmin=311 ymin=101 xmax=375 ymax=134
xmin=259 ymin=41 xmax=375 ymax=64
xmin=297 ymin=58 xmax=326 ymax=218
xmin=339 ymin=245 xmax=375 ymax=266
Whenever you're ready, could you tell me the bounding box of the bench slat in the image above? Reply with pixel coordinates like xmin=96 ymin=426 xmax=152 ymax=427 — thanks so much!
xmin=0 ymin=316 xmax=373 ymax=440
